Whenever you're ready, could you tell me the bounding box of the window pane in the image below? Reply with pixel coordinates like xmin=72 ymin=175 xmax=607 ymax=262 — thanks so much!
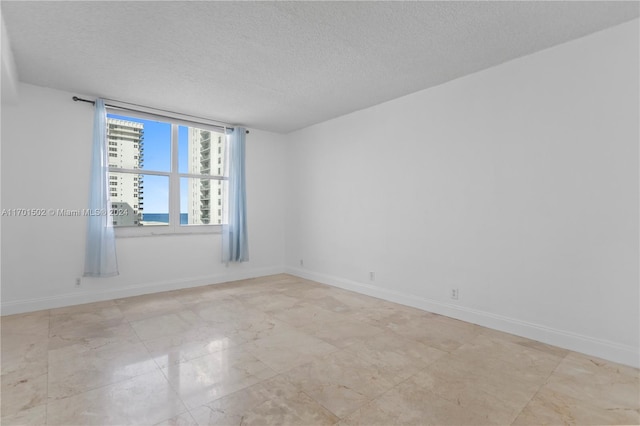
xmin=140 ymin=174 xmax=169 ymax=225
xmin=107 ymin=114 xmax=171 ymax=172
xmin=180 ymin=178 xmax=226 ymax=225
xmin=109 ymin=172 xmax=169 ymax=227
xmin=178 ymin=125 xmax=226 ymax=176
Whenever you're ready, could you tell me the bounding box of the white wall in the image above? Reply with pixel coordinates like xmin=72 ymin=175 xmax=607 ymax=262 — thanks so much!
xmin=1 ymin=83 xmax=286 ymax=313
xmin=1 ymin=13 xmax=19 ymax=105
xmin=285 ymin=20 xmax=639 ymax=367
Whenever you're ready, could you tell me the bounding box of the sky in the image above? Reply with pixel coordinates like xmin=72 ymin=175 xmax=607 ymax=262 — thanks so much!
xmin=108 ymin=113 xmax=192 ymax=214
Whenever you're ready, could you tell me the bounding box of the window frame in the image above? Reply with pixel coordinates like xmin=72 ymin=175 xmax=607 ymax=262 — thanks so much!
xmin=106 ymin=108 xmax=228 ymax=237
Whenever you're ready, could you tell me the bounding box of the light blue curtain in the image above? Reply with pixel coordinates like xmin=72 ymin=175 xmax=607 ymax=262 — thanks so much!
xmin=83 ymin=99 xmax=119 ymax=277
xmin=222 ymin=127 xmax=249 ymax=262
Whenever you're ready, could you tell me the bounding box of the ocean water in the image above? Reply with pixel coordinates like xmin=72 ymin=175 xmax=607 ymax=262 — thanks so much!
xmin=142 ymin=213 xmax=188 ymax=224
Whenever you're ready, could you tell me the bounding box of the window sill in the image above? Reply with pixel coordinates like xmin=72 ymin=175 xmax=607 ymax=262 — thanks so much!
xmin=115 ymin=225 xmax=222 ymax=238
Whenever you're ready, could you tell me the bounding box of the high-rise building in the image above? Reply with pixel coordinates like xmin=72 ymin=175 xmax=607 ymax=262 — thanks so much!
xmin=187 ymin=128 xmax=225 ymax=225
xmin=106 ymin=118 xmax=144 ymax=226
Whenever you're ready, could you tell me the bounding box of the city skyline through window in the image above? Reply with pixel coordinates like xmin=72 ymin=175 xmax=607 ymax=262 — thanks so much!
xmin=106 ymin=113 xmax=227 ymax=228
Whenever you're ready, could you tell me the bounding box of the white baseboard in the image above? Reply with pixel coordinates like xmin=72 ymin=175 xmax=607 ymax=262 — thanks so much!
xmin=1 ymin=266 xmax=285 ymax=316
xmin=285 ymin=266 xmax=639 ymax=369
xmin=4 ymin=264 xmax=636 ymax=368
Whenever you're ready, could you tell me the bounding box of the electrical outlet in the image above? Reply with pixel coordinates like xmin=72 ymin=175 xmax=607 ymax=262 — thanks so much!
xmin=299 ymin=259 xmax=304 ymax=267
xmin=451 ymin=288 xmax=459 ymax=300
xmin=369 ymin=272 xmax=375 ymax=281
xmin=75 ymin=278 xmax=81 ymax=287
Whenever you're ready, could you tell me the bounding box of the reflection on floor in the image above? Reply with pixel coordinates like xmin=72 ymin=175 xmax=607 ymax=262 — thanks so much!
xmin=1 ymin=274 xmax=638 ymax=425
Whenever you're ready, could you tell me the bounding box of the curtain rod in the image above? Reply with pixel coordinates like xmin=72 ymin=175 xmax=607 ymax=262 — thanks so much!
xmin=72 ymin=96 xmax=249 ymax=134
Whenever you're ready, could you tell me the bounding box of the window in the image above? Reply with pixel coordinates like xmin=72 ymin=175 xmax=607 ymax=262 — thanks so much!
xmin=106 ymin=112 xmax=228 ymax=235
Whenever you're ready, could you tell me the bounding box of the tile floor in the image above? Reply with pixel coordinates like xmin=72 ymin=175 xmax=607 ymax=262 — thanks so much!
xmin=1 ymin=274 xmax=638 ymax=425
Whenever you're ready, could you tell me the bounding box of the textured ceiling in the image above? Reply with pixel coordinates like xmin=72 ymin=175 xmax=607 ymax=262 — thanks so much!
xmin=2 ymin=1 xmax=638 ymax=133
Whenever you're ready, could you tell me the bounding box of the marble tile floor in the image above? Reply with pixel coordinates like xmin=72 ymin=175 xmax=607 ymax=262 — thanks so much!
xmin=1 ymin=274 xmax=638 ymax=425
